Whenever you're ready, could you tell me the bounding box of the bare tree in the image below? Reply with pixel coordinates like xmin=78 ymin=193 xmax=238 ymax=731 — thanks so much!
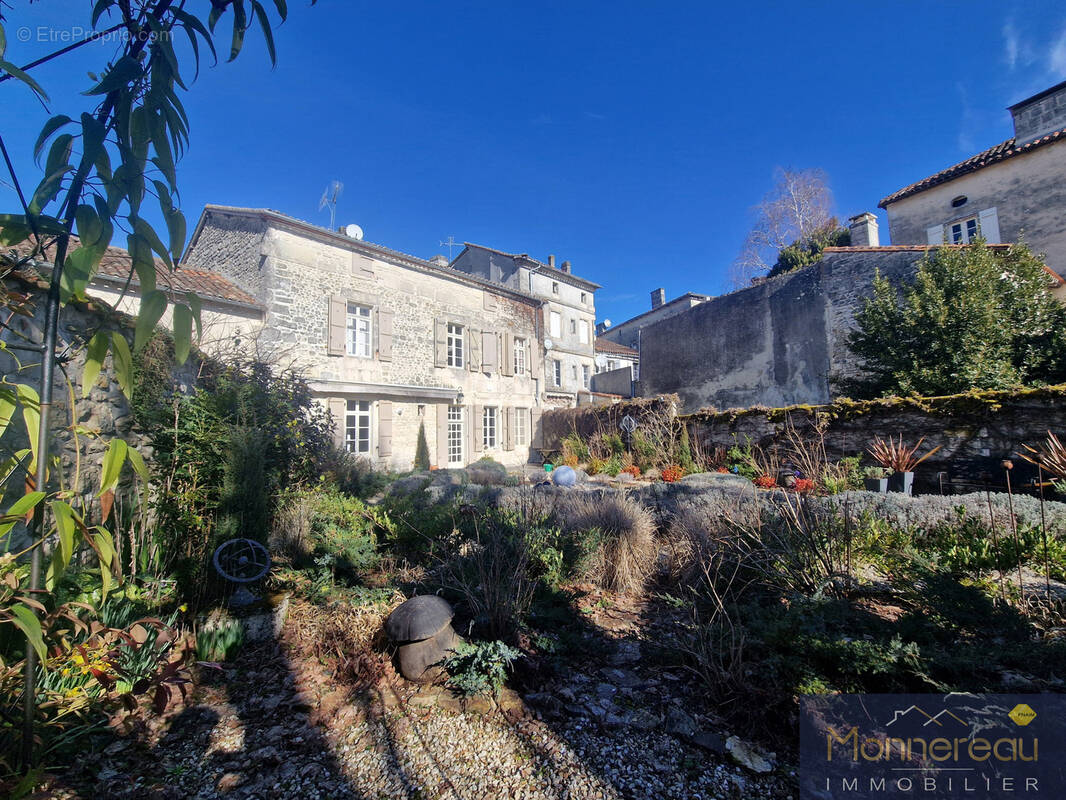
xmin=730 ymin=167 xmax=834 ymax=287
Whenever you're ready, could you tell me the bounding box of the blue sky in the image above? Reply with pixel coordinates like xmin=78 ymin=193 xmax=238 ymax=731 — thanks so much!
xmin=2 ymin=1 xmax=1065 ymax=326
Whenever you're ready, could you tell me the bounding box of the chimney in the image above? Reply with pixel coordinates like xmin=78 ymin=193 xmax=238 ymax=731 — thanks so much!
xmin=430 ymin=254 xmax=449 ymax=267
xmin=848 ymin=212 xmax=879 ymax=247
xmin=1009 ymin=81 xmax=1066 ymax=147
xmin=651 ymin=288 xmax=666 ymax=309
xmin=548 ymin=254 xmax=556 ymax=269
xmin=561 ymin=260 xmax=571 ymax=274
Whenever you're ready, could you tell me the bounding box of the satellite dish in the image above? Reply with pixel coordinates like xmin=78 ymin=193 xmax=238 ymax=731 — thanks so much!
xmin=594 ymin=354 xmax=608 ymax=368
xmin=544 ymin=338 xmax=554 ymax=350
xmin=602 ymin=319 xmax=612 ymax=328
xmin=344 ymin=223 xmax=364 ymax=240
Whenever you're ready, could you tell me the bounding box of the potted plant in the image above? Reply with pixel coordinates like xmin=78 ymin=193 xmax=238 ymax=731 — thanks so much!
xmin=862 ymin=466 xmax=889 ymax=493
xmin=867 ymin=435 xmax=942 ymax=496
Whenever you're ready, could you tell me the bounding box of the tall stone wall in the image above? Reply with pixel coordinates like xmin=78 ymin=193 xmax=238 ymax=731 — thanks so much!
xmin=638 ymin=249 xmax=923 ymax=413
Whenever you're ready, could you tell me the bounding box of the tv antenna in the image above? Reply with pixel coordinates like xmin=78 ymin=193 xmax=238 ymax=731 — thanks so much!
xmin=318 ymin=180 xmax=343 ymax=230
xmin=439 ymin=235 xmax=460 ymax=259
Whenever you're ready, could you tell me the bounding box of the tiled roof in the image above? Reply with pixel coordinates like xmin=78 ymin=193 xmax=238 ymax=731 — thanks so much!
xmin=10 ymin=236 xmax=260 ymax=307
xmin=594 ymin=338 xmax=639 ymax=357
xmin=879 ymin=126 xmax=1066 ymax=207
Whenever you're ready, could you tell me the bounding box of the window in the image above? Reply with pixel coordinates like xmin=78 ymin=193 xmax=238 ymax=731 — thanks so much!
xmin=571 ymin=365 xmax=578 ymax=382
xmin=607 ymin=359 xmax=616 ymax=371
xmin=513 ymin=337 xmax=527 ymax=375
xmin=447 ymin=406 xmax=464 ymax=465
xmin=580 ymin=292 xmax=587 ymax=304
xmin=949 ymin=216 xmax=979 ymax=244
xmin=345 ymin=400 xmax=372 ymax=454
xmin=551 ymin=281 xmax=559 ymax=295
xmin=447 ymin=323 xmax=464 ymax=367
xmin=482 ymin=406 xmax=497 ymax=449
xmin=579 ymin=320 xmax=589 ymax=344
xmin=346 ymin=304 xmax=372 ymax=357
xmin=549 ymin=311 xmax=561 ymax=338
xmin=582 ymin=365 xmax=590 ymax=388
xmin=514 ymin=409 xmax=527 ymax=446
xmin=553 ymin=359 xmax=561 ymax=386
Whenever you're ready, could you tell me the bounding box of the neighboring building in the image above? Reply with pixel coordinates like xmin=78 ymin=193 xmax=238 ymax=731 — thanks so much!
xmin=590 ymin=337 xmax=639 ymax=398
xmin=183 ymin=206 xmax=545 ymax=470
xmin=597 ymin=288 xmax=710 ymax=350
xmin=448 ymin=244 xmax=600 ymax=407
xmin=880 ymin=80 xmax=1066 ymax=275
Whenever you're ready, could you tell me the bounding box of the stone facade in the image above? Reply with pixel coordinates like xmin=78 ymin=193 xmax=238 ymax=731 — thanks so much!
xmin=597 ymin=291 xmax=710 ymax=351
xmin=635 ymin=248 xmax=926 ymax=412
xmin=184 ymin=207 xmax=546 ymax=470
xmin=448 ymin=245 xmax=599 ymax=404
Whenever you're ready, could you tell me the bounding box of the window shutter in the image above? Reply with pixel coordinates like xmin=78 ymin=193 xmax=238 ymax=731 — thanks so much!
xmin=926 ymin=225 xmax=945 ymax=245
xmin=530 ymin=336 xmax=541 ymax=377
xmin=328 ymin=398 xmax=346 ymax=450
xmin=483 ymin=291 xmax=498 ymax=311
xmin=328 ymin=296 xmax=347 ymax=356
xmin=482 ymin=331 xmax=498 ymax=374
xmin=504 ymin=407 xmax=515 ymax=451
xmin=434 ymin=319 xmax=447 ymax=367
xmin=467 ymin=328 xmax=482 ymax=372
xmin=353 ymin=254 xmax=375 ymax=279
xmin=377 ymin=310 xmax=394 ymax=361
xmin=471 ymin=405 xmax=483 ymax=454
xmin=500 ymin=333 xmax=514 ymax=377
xmin=531 ymin=408 xmax=544 ymax=449
xmin=436 ymin=404 xmax=449 ymax=467
xmin=978 ymin=208 xmax=1001 ymax=243
xmin=377 ymin=401 xmax=392 ymax=458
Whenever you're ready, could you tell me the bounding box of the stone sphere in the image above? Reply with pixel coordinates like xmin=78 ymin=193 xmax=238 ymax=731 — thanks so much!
xmin=552 ymin=465 xmax=577 ymax=487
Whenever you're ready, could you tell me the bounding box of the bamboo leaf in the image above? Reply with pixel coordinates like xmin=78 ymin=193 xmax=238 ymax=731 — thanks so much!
xmin=134 ymin=290 xmax=167 ymax=352
xmin=132 ymin=216 xmax=173 ymax=270
xmin=0 ymin=491 xmax=45 ymax=540
xmin=0 ymin=58 xmax=48 ymax=100
xmin=33 ymin=115 xmax=73 ymax=163
xmin=0 ymin=450 xmax=32 ymax=490
xmin=251 ymin=1 xmax=277 ymax=66
xmin=60 ymin=246 xmax=102 ymax=303
xmin=0 ymin=386 xmax=14 ymax=439
xmin=16 ymin=384 xmax=40 ymax=474
xmin=172 ymin=303 xmax=192 ymax=364
xmin=185 ymin=291 xmax=203 ymax=340
xmin=92 ymin=526 xmax=115 ymax=599
xmin=47 ymin=500 xmax=77 ymax=588
xmin=98 ymin=438 xmax=128 ymax=496
xmin=9 ymin=604 xmax=47 ymax=663
xmin=80 ymin=112 xmax=107 ymax=168
xmin=84 ymin=54 xmax=142 ymax=96
xmin=228 ymin=2 xmax=248 ymax=62
xmin=75 ymin=204 xmax=103 ymax=248
xmin=127 ymin=232 xmax=158 ymax=293
xmin=111 ymin=332 xmax=133 ymax=399
xmin=126 ymin=445 xmax=149 ymax=484
xmin=82 ymin=332 xmax=110 ymax=398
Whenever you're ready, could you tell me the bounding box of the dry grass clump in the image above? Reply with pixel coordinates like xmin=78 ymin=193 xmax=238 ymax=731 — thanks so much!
xmin=557 ymin=493 xmax=657 ymax=594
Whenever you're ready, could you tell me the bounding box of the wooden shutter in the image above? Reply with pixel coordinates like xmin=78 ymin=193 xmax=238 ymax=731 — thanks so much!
xmin=328 ymin=398 xmax=346 ymax=450
xmin=328 ymin=296 xmax=347 ymax=356
xmin=467 ymin=328 xmax=481 ymax=372
xmin=504 ymin=407 xmax=515 ymax=451
xmin=471 ymin=405 xmax=483 ymax=453
xmin=531 ymin=408 xmax=544 ymax=449
xmin=926 ymin=225 xmax=944 ymax=245
xmin=377 ymin=310 xmax=394 ymax=361
xmin=500 ymin=333 xmax=514 ymax=377
xmin=978 ymin=208 xmax=1001 ymax=243
xmin=353 ymin=254 xmax=375 ymax=279
xmin=434 ymin=319 xmax=447 ymax=367
xmin=483 ymin=291 xmax=498 ymax=311
xmin=530 ymin=336 xmax=541 ymax=377
xmin=436 ymin=404 xmax=449 ymax=466
xmin=482 ymin=331 xmax=498 ymax=374
xmin=377 ymin=401 xmax=393 ymax=458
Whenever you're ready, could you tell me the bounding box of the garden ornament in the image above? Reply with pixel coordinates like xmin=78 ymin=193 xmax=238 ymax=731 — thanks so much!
xmin=385 ymin=595 xmax=459 ymax=682
xmin=212 ymin=538 xmax=271 ymax=607
xmin=552 ymin=465 xmax=577 ymax=487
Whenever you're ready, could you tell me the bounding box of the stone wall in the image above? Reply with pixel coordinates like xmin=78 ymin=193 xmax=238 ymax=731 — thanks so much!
xmin=540 ymin=395 xmax=678 ymax=451
xmin=637 ymin=249 xmax=922 ymax=412
xmin=589 ymin=365 xmax=634 ymax=397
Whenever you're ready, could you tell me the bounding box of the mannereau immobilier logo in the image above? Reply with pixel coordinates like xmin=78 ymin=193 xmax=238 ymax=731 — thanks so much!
xmin=799 ymin=694 xmax=1066 ymax=799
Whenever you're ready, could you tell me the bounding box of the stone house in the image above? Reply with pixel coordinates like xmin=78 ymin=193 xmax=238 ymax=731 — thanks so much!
xmin=182 ymin=206 xmax=546 ymax=470
xmin=447 ymin=244 xmax=599 ymax=407
xmin=880 ymin=79 xmax=1066 ymax=285
xmin=596 ymin=288 xmax=710 ymax=351
xmin=589 ymin=338 xmax=639 ymax=398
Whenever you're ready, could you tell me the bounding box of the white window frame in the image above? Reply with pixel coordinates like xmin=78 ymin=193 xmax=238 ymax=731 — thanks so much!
xmin=549 ymin=311 xmax=561 ymax=338
xmin=553 ymin=359 xmax=561 ymax=386
xmin=482 ymin=406 xmax=498 ymax=449
xmin=948 ymin=216 xmax=980 ymax=244
xmin=514 ymin=409 xmax=527 ymax=446
xmin=447 ymin=405 xmax=464 ymax=466
xmin=447 ymin=323 xmax=464 ymax=368
xmin=346 ymin=304 xmax=372 ymax=358
xmin=345 ymin=399 xmax=372 ymax=454
xmin=514 ymin=337 xmax=527 ymax=375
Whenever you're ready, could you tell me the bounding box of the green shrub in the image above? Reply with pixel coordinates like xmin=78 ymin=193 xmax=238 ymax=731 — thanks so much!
xmin=308 ymin=488 xmax=385 ymax=575
xmin=443 ymin=639 xmax=521 ymax=697
xmin=603 ymin=455 xmax=623 ymax=477
xmin=562 ymin=433 xmax=591 ymax=464
xmin=196 ymin=617 xmax=245 ymax=662
xmin=631 ymin=430 xmax=658 ymax=472
xmin=677 ymin=424 xmax=696 ymax=473
xmin=603 ymin=432 xmax=625 ymax=456
xmin=414 ymin=422 xmax=431 ymax=471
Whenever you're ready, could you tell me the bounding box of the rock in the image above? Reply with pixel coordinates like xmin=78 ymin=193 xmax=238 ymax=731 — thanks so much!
xmin=496 ymin=687 xmax=526 ymax=716
xmin=387 ymin=473 xmax=433 ymax=497
xmin=217 ymin=772 xmax=245 ymax=793
xmin=436 ymin=690 xmax=463 ymax=713
xmin=462 ymin=694 xmax=495 ymax=715
xmin=466 ymin=458 xmax=510 ymax=485
xmin=600 ymin=667 xmax=642 ymax=688
xmin=609 ymin=641 xmax=641 ymax=665
xmin=408 ymin=686 xmax=442 ymax=708
xmin=690 ymin=731 xmax=727 ymax=754
xmin=665 ymin=706 xmax=698 ymax=739
xmin=623 ymin=709 xmax=660 ymax=730
xmin=593 ymin=682 xmax=618 ymax=702
xmin=726 ymin=735 xmax=774 ymax=773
